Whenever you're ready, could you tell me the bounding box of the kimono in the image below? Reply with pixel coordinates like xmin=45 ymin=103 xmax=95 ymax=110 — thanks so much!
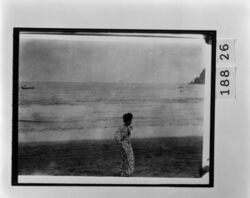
xmin=114 ymin=125 xmax=135 ymax=176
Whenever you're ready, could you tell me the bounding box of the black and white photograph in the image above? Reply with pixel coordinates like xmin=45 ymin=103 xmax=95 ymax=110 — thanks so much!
xmin=13 ymin=29 xmax=215 ymax=186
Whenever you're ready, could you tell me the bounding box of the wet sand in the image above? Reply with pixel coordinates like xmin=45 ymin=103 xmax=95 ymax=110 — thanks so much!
xmin=18 ymin=136 xmax=202 ymax=178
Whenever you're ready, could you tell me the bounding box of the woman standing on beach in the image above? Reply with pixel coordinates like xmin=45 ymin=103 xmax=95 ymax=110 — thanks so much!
xmin=114 ymin=113 xmax=135 ymax=176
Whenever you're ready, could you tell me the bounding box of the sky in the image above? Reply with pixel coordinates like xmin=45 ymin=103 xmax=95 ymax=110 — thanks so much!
xmin=19 ymin=33 xmax=210 ymax=84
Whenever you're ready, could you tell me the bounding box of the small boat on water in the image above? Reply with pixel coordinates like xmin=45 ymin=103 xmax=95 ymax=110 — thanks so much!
xmin=21 ymin=85 xmax=35 ymax=90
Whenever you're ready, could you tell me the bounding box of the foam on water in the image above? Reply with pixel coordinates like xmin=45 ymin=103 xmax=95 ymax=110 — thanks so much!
xmin=19 ymin=82 xmax=204 ymax=142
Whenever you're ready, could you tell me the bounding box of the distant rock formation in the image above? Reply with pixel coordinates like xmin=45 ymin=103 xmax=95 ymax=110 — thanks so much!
xmin=189 ymin=69 xmax=205 ymax=84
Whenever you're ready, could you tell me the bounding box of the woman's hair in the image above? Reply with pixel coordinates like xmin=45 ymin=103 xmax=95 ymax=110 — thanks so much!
xmin=123 ymin=113 xmax=133 ymax=123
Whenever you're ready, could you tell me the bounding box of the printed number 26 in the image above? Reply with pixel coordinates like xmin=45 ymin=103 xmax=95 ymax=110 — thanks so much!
xmin=219 ymin=44 xmax=229 ymax=60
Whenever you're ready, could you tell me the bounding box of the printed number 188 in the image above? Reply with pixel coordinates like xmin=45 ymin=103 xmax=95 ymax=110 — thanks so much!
xmin=220 ymin=70 xmax=230 ymax=95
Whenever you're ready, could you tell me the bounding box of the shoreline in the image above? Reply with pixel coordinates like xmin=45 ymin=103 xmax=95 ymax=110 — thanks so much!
xmin=18 ymin=135 xmax=202 ymax=145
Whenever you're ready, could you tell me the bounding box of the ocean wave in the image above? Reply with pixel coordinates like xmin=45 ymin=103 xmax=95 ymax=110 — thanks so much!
xmin=19 ymin=119 xmax=61 ymax=123
xmin=19 ymin=126 xmax=85 ymax=133
xmin=19 ymin=97 xmax=203 ymax=106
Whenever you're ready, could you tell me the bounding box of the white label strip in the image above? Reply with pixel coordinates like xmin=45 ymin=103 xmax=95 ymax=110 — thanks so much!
xmin=216 ymin=39 xmax=236 ymax=99
xmin=216 ymin=39 xmax=236 ymax=65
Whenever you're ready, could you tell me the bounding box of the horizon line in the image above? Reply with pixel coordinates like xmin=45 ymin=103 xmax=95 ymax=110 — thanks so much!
xmin=19 ymin=81 xmax=192 ymax=84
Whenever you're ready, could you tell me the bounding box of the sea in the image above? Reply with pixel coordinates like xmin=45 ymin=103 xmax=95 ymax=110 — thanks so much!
xmin=18 ymin=82 xmax=205 ymax=142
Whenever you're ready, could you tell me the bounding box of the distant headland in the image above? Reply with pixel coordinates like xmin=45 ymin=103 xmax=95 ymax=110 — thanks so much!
xmin=189 ymin=69 xmax=205 ymax=84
